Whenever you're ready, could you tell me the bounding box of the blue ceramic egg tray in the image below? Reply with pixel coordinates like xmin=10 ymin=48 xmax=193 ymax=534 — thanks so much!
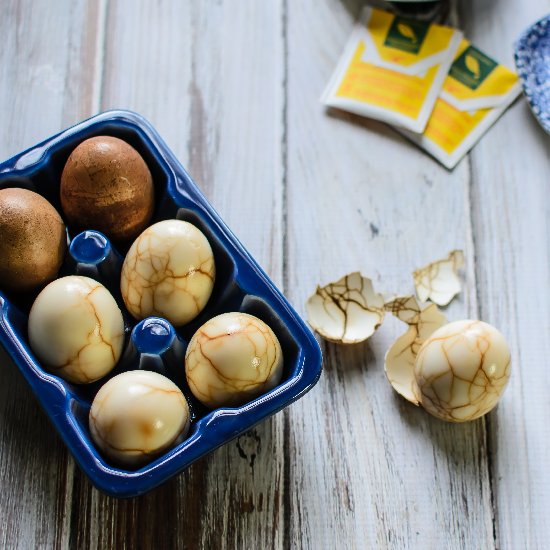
xmin=0 ymin=110 xmax=322 ymax=498
xmin=515 ymin=13 xmax=550 ymax=134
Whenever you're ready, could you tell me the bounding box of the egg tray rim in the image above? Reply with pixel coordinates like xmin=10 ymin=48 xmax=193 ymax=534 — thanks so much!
xmin=0 ymin=109 xmax=323 ymax=498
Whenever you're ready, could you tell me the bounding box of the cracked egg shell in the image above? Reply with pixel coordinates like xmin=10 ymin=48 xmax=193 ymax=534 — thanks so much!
xmin=60 ymin=136 xmax=154 ymax=242
xmin=414 ymin=320 xmax=511 ymax=422
xmin=28 ymin=276 xmax=124 ymax=384
xmin=413 ymin=250 xmax=464 ymax=306
xmin=306 ymin=272 xmax=385 ymax=344
xmin=120 ymin=219 xmax=215 ymax=327
xmin=185 ymin=312 xmax=284 ymax=409
xmin=384 ymin=296 xmax=447 ymax=404
xmin=89 ymin=370 xmax=190 ymax=467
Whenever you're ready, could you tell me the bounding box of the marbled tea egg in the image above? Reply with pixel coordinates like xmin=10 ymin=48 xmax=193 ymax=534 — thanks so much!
xmin=60 ymin=136 xmax=154 ymax=242
xmin=89 ymin=370 xmax=190 ymax=467
xmin=186 ymin=312 xmax=284 ymax=409
xmin=414 ymin=320 xmax=511 ymax=422
xmin=28 ymin=276 xmax=124 ymax=384
xmin=121 ymin=219 xmax=215 ymax=327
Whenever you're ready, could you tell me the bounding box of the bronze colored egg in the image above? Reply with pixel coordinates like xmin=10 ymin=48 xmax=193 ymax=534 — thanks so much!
xmin=0 ymin=188 xmax=67 ymax=292
xmin=60 ymin=136 xmax=154 ymax=242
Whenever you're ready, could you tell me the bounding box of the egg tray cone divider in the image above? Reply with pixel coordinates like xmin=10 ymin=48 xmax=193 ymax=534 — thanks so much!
xmin=0 ymin=110 xmax=323 ymax=498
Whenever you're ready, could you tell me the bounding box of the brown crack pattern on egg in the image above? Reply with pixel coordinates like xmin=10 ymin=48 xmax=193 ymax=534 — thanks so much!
xmin=185 ymin=312 xmax=284 ymax=409
xmin=306 ymin=272 xmax=385 ymax=344
xmin=89 ymin=370 xmax=190 ymax=467
xmin=28 ymin=276 xmax=125 ymax=384
xmin=413 ymin=249 xmax=465 ymax=306
xmin=414 ymin=320 xmax=511 ymax=422
xmin=384 ymin=295 xmax=447 ymax=404
xmin=121 ymin=220 xmax=215 ymax=327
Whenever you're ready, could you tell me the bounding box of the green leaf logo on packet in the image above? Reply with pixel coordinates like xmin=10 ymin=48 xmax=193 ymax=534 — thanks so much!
xmin=465 ymin=54 xmax=481 ymax=79
xmin=450 ymin=45 xmax=498 ymax=90
xmin=384 ymin=16 xmax=429 ymax=54
xmin=397 ymin=23 xmax=417 ymax=44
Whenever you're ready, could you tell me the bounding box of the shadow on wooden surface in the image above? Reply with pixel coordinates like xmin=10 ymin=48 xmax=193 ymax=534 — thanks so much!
xmin=325 ymin=107 xmax=407 ymax=147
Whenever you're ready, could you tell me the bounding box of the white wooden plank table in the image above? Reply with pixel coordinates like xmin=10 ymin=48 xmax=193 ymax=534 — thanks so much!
xmin=0 ymin=1 xmax=548 ymax=548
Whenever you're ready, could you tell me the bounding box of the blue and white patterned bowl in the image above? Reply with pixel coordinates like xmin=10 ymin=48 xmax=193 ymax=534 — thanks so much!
xmin=515 ymin=14 xmax=550 ymax=133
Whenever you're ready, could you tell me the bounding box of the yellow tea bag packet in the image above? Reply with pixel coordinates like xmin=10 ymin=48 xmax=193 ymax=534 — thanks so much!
xmin=399 ymin=40 xmax=522 ymax=169
xmin=322 ymin=7 xmax=463 ymax=133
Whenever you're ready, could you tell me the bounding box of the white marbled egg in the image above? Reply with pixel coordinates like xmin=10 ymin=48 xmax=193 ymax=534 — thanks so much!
xmin=89 ymin=370 xmax=190 ymax=467
xmin=121 ymin=219 xmax=215 ymax=327
xmin=414 ymin=320 xmax=511 ymax=422
xmin=28 ymin=276 xmax=124 ymax=384
xmin=186 ymin=312 xmax=284 ymax=409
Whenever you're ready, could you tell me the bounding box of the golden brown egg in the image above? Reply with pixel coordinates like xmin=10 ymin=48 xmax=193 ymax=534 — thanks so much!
xmin=0 ymin=187 xmax=66 ymax=292
xmin=60 ymin=136 xmax=154 ymax=242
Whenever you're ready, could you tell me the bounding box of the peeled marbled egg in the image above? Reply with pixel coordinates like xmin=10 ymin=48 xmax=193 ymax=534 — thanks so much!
xmin=89 ymin=370 xmax=190 ymax=467
xmin=121 ymin=219 xmax=215 ymax=327
xmin=60 ymin=136 xmax=154 ymax=242
xmin=0 ymin=188 xmax=66 ymax=292
xmin=414 ymin=320 xmax=511 ymax=422
xmin=28 ymin=276 xmax=124 ymax=384
xmin=186 ymin=312 xmax=284 ymax=409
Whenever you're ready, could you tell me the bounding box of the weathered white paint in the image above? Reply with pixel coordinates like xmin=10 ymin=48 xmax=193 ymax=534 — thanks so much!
xmin=284 ymin=0 xmax=493 ymax=547
xmin=0 ymin=2 xmax=99 ymax=549
xmin=460 ymin=1 xmax=550 ymax=548
xmin=0 ymin=0 xmax=547 ymax=548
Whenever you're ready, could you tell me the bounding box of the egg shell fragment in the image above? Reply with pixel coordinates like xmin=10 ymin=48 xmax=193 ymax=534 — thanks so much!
xmin=413 ymin=249 xmax=465 ymax=306
xmin=89 ymin=370 xmax=190 ymax=467
xmin=28 ymin=276 xmax=124 ymax=384
xmin=185 ymin=312 xmax=284 ymax=409
xmin=121 ymin=219 xmax=215 ymax=327
xmin=414 ymin=320 xmax=511 ymax=422
xmin=384 ymin=295 xmax=447 ymax=404
xmin=306 ymin=272 xmax=385 ymax=344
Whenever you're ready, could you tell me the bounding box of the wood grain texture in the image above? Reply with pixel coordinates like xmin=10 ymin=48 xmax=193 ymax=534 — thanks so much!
xmin=65 ymin=1 xmax=287 ymax=549
xmin=285 ymin=0 xmax=494 ymax=547
xmin=459 ymin=1 xmax=550 ymax=548
xmin=0 ymin=1 xmax=100 ymax=549
xmin=0 ymin=0 xmax=548 ymax=548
